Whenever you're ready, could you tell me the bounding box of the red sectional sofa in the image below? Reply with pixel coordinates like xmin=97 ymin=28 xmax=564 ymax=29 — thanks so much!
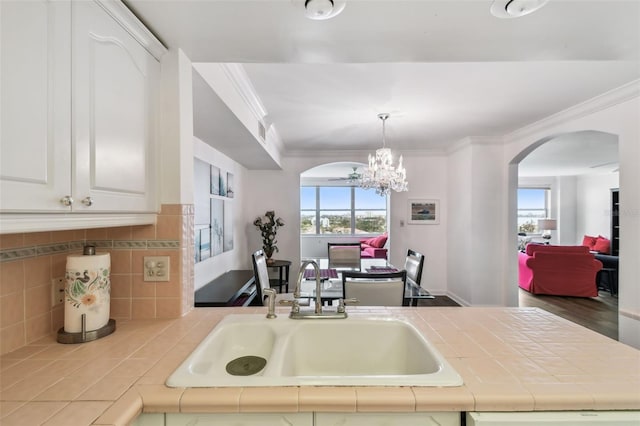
xmin=359 ymin=233 xmax=388 ymax=259
xmin=518 ymin=244 xmax=602 ymax=297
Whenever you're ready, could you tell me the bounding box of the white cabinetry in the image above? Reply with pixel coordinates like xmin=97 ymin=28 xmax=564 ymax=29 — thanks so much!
xmin=0 ymin=0 xmax=71 ymax=212
xmin=134 ymin=412 xmax=460 ymax=426
xmin=0 ymin=0 xmax=165 ymax=232
xmin=165 ymin=413 xmax=314 ymax=426
xmin=315 ymin=412 xmax=460 ymax=425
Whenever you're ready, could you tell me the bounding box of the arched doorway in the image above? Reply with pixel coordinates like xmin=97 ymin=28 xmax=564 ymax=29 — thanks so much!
xmin=299 ymin=161 xmax=389 ymax=260
xmin=509 ymin=130 xmax=619 ymax=335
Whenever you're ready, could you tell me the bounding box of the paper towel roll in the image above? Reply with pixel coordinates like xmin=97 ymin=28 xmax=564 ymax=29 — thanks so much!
xmin=64 ymin=252 xmax=111 ymax=333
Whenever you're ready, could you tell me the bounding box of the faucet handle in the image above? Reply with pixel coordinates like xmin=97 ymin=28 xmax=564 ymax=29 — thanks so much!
xmin=337 ymin=298 xmax=359 ymax=313
xmin=263 ymin=288 xmax=277 ymax=319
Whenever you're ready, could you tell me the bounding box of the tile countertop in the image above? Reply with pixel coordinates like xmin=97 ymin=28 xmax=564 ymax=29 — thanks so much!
xmin=1 ymin=307 xmax=639 ymax=425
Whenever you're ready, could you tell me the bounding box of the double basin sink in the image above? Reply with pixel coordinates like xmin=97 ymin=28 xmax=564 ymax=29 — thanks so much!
xmin=167 ymin=314 xmax=463 ymax=387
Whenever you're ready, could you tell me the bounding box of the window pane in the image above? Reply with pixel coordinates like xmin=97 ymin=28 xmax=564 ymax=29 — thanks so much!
xmin=300 ymin=211 xmax=315 ymax=234
xmin=300 ymin=186 xmax=316 ymax=210
xmin=518 ymin=188 xmax=546 ymax=209
xmin=319 ymin=211 xmax=351 ymax=234
xmin=355 ymin=187 xmax=386 ymax=209
xmin=355 ymin=211 xmax=386 ymax=234
xmin=517 ymin=188 xmax=549 ymax=233
xmin=319 ymin=187 xmax=350 ymax=209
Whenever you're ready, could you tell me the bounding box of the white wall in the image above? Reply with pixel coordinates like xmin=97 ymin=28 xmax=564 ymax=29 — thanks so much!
xmin=159 ymin=49 xmax=194 ymax=205
xmin=446 ymin=146 xmax=473 ymax=305
xmin=576 ymin=173 xmax=619 ymax=242
xmin=240 ymin=153 xmax=450 ymax=294
xmin=389 ymin=155 xmax=448 ymax=295
xmin=193 ymin=138 xmax=249 ymax=290
xmin=557 ymin=176 xmax=578 ymax=245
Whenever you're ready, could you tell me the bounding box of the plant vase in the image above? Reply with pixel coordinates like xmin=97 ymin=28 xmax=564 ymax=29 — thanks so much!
xmin=264 ymin=247 xmax=275 ymax=264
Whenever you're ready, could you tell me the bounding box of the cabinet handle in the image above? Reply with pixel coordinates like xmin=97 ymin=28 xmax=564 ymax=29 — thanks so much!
xmin=60 ymin=196 xmax=74 ymax=206
xmin=82 ymin=197 xmax=93 ymax=207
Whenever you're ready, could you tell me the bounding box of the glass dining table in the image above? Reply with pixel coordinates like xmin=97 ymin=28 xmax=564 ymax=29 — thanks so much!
xmin=298 ymin=258 xmax=434 ymax=306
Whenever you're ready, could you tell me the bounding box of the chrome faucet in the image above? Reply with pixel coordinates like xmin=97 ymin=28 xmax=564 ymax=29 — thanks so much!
xmin=289 ymin=260 xmax=349 ymax=319
xmin=263 ymin=288 xmax=277 ymax=319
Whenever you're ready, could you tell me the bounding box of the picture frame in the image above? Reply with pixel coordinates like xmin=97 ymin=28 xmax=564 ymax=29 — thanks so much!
xmin=408 ymin=199 xmax=439 ymax=225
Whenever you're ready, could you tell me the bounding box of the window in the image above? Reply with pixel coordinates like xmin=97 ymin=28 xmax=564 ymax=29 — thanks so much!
xmin=517 ymin=188 xmax=549 ymax=233
xmin=300 ymin=186 xmax=387 ymax=235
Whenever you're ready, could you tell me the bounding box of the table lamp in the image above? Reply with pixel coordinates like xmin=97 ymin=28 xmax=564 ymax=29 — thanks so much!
xmin=538 ymin=218 xmax=557 ymax=240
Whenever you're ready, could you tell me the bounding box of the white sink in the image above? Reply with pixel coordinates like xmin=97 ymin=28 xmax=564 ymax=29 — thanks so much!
xmin=166 ymin=314 xmax=463 ymax=387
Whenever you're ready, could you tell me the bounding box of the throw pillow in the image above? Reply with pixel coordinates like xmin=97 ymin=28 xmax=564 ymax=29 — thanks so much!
xmin=582 ymin=235 xmax=598 ymax=250
xmin=361 ymin=237 xmax=376 ymax=247
xmin=594 ymin=236 xmax=611 ymax=254
xmin=370 ymin=234 xmax=388 ymax=248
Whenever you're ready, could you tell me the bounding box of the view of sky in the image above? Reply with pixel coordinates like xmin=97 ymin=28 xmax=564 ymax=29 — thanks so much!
xmin=301 ymin=187 xmax=386 ymax=210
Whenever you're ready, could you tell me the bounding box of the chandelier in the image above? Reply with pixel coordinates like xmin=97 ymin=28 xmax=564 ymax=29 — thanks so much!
xmin=359 ymin=113 xmax=408 ymax=196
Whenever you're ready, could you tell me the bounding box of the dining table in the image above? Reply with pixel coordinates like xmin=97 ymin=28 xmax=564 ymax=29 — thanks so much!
xmin=298 ymin=260 xmax=433 ymax=306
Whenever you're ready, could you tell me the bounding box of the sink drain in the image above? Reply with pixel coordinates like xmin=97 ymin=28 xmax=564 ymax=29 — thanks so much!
xmin=225 ymin=355 xmax=267 ymax=376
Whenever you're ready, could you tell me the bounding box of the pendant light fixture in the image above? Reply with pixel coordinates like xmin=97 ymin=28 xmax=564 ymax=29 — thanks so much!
xmin=359 ymin=113 xmax=408 ymax=196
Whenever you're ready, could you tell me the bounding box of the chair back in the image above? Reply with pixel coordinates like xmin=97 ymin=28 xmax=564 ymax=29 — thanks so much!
xmin=328 ymin=242 xmax=361 ymax=270
xmin=404 ymin=249 xmax=425 ymax=286
xmin=342 ymin=270 xmax=406 ymax=306
xmin=251 ymin=249 xmax=270 ymax=305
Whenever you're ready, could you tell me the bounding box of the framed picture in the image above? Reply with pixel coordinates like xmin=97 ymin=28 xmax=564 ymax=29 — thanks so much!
xmin=210 ymin=166 xmax=220 ymax=196
xmin=226 ymin=172 xmax=234 ymax=198
xmin=408 ymin=199 xmax=439 ymax=225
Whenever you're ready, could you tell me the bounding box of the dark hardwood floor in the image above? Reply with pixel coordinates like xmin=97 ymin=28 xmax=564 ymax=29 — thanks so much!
xmin=416 ymin=290 xmax=618 ymax=341
xmin=518 ymin=289 xmax=618 ymax=340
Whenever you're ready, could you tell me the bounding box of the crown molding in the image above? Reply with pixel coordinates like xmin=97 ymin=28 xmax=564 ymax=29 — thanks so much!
xmin=96 ymin=0 xmax=167 ymax=60
xmin=219 ymin=64 xmax=286 ymax=152
xmin=220 ymin=64 xmax=269 ymax=125
xmin=506 ymin=79 xmax=640 ymax=143
xmin=284 ymin=147 xmax=446 ymax=159
xmin=446 ymin=136 xmax=505 ymax=155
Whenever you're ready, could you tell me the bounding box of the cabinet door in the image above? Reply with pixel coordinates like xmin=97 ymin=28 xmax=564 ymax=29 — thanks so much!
xmin=315 ymin=412 xmax=460 ymax=426
xmin=165 ymin=413 xmax=314 ymax=426
xmin=72 ymin=0 xmax=158 ymax=212
xmin=0 ymin=0 xmax=71 ymax=212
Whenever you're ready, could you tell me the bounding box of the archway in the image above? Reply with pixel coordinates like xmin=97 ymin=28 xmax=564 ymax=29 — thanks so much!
xmin=509 ymin=130 xmax=619 ymax=311
xmin=299 ymin=161 xmax=390 ymax=261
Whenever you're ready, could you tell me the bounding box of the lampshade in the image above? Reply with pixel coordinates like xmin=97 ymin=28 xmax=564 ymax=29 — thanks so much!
xmin=538 ymin=219 xmax=557 ymax=231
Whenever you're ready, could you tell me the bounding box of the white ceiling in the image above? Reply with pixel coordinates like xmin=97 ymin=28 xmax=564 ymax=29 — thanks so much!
xmin=125 ymin=0 xmax=639 ymax=175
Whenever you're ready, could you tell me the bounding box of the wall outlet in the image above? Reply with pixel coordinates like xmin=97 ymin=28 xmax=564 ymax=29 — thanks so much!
xmin=143 ymin=256 xmax=170 ymax=282
xmin=51 ymin=277 xmax=65 ymax=306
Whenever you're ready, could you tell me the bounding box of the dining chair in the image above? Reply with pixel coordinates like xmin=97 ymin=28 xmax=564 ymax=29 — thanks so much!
xmin=251 ymin=249 xmax=297 ymax=306
xmin=341 ymin=270 xmax=406 ymax=306
xmin=404 ymin=249 xmax=425 ymax=287
xmin=327 ymin=242 xmax=362 ymax=270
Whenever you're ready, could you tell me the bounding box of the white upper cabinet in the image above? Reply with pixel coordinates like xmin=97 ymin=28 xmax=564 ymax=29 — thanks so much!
xmin=0 ymin=0 xmax=71 ymax=212
xmin=0 ymin=0 xmax=165 ymax=232
xmin=72 ymin=0 xmax=159 ymax=212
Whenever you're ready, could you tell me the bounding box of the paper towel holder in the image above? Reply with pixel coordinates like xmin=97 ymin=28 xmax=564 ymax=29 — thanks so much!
xmin=57 ymin=315 xmax=116 ymax=344
xmin=57 ymin=244 xmax=116 ymax=344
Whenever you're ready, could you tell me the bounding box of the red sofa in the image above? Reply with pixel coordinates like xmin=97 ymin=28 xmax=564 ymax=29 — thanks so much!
xmin=518 ymin=244 xmax=602 ymax=297
xmin=359 ymin=234 xmax=388 ymax=259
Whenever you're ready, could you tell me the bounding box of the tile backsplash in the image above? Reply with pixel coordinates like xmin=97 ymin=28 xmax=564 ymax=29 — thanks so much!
xmin=0 ymin=204 xmax=194 ymax=355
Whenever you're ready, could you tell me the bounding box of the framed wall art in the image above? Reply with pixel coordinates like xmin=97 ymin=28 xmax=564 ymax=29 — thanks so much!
xmin=408 ymin=199 xmax=439 ymax=225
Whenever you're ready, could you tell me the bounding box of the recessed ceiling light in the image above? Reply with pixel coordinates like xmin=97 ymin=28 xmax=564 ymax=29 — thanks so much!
xmin=490 ymin=0 xmax=549 ymax=18
xmin=304 ymin=0 xmax=346 ymax=21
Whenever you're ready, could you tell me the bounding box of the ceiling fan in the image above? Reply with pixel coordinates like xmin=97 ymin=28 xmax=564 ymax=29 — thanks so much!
xmin=328 ymin=167 xmax=362 ymax=182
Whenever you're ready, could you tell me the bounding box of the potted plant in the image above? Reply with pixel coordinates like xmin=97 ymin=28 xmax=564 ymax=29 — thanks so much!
xmin=253 ymin=210 xmax=284 ymax=264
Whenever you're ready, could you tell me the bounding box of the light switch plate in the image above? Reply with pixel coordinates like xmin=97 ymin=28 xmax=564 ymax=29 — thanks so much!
xmin=143 ymin=256 xmax=170 ymax=282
